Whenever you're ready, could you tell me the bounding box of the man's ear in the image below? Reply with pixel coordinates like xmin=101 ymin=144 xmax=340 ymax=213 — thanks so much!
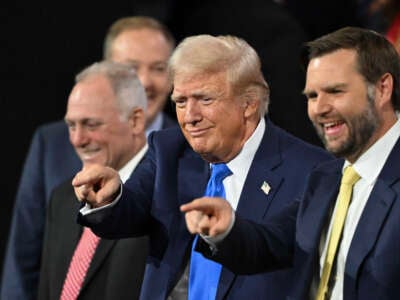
xmin=375 ymin=72 xmax=394 ymax=109
xmin=128 ymin=108 xmax=146 ymax=135
xmin=243 ymin=99 xmax=259 ymax=118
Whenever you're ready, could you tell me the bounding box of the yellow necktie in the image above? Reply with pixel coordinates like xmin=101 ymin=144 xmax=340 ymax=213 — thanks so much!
xmin=316 ymin=165 xmax=360 ymax=300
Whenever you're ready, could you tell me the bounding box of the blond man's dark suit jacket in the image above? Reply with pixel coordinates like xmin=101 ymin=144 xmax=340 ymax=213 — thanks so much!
xmin=38 ymin=180 xmax=148 ymax=300
xmin=78 ymin=118 xmax=333 ymax=299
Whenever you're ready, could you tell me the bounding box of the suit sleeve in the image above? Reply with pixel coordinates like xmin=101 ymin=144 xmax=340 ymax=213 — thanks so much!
xmin=1 ymin=129 xmax=47 ymax=300
xmin=196 ymin=199 xmax=299 ymax=275
xmin=77 ymin=134 xmax=157 ymax=239
xmin=37 ymin=187 xmax=55 ymax=300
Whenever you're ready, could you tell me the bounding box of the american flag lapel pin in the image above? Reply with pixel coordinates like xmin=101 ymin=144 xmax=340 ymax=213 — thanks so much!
xmin=261 ymin=181 xmax=271 ymax=195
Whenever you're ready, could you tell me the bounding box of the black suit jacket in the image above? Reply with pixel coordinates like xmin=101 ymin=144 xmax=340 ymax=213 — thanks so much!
xmin=38 ymin=180 xmax=148 ymax=300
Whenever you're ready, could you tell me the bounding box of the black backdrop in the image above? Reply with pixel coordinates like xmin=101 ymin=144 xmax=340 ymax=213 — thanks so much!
xmin=1 ymin=0 xmax=359 ymax=277
xmin=1 ymin=1 xmax=138 ymax=274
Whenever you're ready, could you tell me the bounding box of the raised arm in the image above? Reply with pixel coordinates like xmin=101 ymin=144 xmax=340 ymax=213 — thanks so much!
xmin=181 ymin=197 xmax=298 ymax=275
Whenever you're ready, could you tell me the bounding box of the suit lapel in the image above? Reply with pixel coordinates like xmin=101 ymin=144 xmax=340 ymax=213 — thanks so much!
xmin=291 ymin=160 xmax=343 ymax=298
xmin=344 ymin=138 xmax=400 ymax=297
xmin=177 ymin=144 xmax=209 ymax=206
xmin=52 ymin=183 xmax=84 ymax=295
xmin=297 ymin=165 xmax=342 ymax=252
xmin=217 ymin=120 xmax=290 ymax=299
xmin=175 ymin=143 xmax=209 ymax=287
xmin=56 ymin=182 xmax=117 ymax=293
xmin=344 ymin=180 xmax=395 ymax=297
xmin=235 ymin=120 xmax=283 ymax=220
xmin=81 ymin=239 xmax=116 ymax=290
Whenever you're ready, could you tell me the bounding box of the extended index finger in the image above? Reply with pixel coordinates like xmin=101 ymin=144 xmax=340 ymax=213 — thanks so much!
xmin=72 ymin=164 xmax=102 ymax=187
xmin=180 ymin=197 xmax=217 ymax=213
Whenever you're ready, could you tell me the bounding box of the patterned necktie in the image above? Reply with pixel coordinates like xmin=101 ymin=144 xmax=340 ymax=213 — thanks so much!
xmin=188 ymin=163 xmax=232 ymax=300
xmin=316 ymin=165 xmax=360 ymax=300
xmin=60 ymin=227 xmax=101 ymax=300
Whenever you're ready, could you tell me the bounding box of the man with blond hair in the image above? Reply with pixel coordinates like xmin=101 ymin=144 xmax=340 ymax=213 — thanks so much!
xmin=73 ymin=34 xmax=332 ymax=299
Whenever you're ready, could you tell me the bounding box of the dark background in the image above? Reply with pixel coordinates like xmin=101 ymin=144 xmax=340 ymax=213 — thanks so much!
xmin=1 ymin=0 xmax=360 ymax=274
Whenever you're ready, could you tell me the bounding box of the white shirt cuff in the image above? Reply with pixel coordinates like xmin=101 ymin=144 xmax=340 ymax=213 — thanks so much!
xmin=200 ymin=209 xmax=236 ymax=250
xmin=79 ymin=182 xmax=123 ymax=216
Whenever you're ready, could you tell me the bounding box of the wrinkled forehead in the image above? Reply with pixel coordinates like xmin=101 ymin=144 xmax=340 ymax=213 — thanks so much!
xmin=172 ymin=71 xmax=229 ymax=95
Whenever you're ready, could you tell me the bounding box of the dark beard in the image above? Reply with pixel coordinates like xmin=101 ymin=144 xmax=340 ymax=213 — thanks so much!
xmin=316 ymin=98 xmax=379 ymax=159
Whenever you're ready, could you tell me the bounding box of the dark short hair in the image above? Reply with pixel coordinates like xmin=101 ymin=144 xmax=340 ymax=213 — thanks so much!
xmin=302 ymin=26 xmax=400 ymax=110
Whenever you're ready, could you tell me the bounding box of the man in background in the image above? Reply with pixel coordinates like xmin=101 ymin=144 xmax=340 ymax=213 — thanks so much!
xmin=38 ymin=60 xmax=148 ymax=300
xmin=0 ymin=16 xmax=176 ymax=300
xmin=73 ymin=34 xmax=332 ymax=299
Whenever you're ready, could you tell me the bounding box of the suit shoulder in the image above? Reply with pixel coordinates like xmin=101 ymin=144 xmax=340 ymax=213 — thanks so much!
xmin=271 ymin=122 xmax=332 ymax=161
xmin=161 ymin=113 xmax=178 ymax=129
xmin=148 ymin=126 xmax=187 ymax=148
xmin=36 ymin=120 xmax=68 ymax=136
xmin=33 ymin=120 xmax=70 ymax=147
xmin=31 ymin=120 xmax=78 ymax=162
xmin=309 ymin=158 xmax=344 ymax=178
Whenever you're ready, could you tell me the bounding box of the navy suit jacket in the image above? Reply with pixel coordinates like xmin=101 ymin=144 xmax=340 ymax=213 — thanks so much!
xmin=1 ymin=120 xmax=81 ymax=300
xmin=79 ymin=117 xmax=332 ymax=300
xmin=1 ymin=113 xmax=176 ymax=300
xmin=198 ymin=136 xmax=400 ymax=299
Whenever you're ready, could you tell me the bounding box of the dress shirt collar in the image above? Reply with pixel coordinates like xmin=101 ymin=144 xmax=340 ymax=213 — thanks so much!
xmin=119 ymin=144 xmax=149 ymax=183
xmin=145 ymin=112 xmax=163 ymax=138
xmin=226 ymin=117 xmax=265 ymax=181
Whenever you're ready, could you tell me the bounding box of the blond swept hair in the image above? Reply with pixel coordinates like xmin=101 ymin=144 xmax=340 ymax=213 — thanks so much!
xmin=168 ymin=35 xmax=270 ymax=116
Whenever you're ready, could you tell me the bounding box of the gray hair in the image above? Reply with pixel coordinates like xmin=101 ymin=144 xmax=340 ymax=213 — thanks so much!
xmin=168 ymin=35 xmax=270 ymax=117
xmin=76 ymin=61 xmax=147 ymax=120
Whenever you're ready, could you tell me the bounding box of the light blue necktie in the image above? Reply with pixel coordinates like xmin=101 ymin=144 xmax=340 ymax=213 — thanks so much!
xmin=188 ymin=163 xmax=232 ymax=300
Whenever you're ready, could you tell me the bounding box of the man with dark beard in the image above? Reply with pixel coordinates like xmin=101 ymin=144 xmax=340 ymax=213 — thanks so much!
xmin=181 ymin=26 xmax=400 ymax=300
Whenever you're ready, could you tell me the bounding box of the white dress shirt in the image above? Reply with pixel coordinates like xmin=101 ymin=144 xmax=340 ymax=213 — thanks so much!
xmin=145 ymin=112 xmax=164 ymax=137
xmin=225 ymin=117 xmax=265 ymax=210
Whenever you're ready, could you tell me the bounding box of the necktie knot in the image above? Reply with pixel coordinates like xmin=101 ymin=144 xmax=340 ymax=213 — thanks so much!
xmin=204 ymin=163 xmax=232 ymax=198
xmin=341 ymin=165 xmax=360 ymax=186
xmin=210 ymin=163 xmax=232 ymax=182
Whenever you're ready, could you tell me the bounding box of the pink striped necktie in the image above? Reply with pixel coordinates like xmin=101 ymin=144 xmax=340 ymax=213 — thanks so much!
xmin=60 ymin=227 xmax=101 ymax=300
